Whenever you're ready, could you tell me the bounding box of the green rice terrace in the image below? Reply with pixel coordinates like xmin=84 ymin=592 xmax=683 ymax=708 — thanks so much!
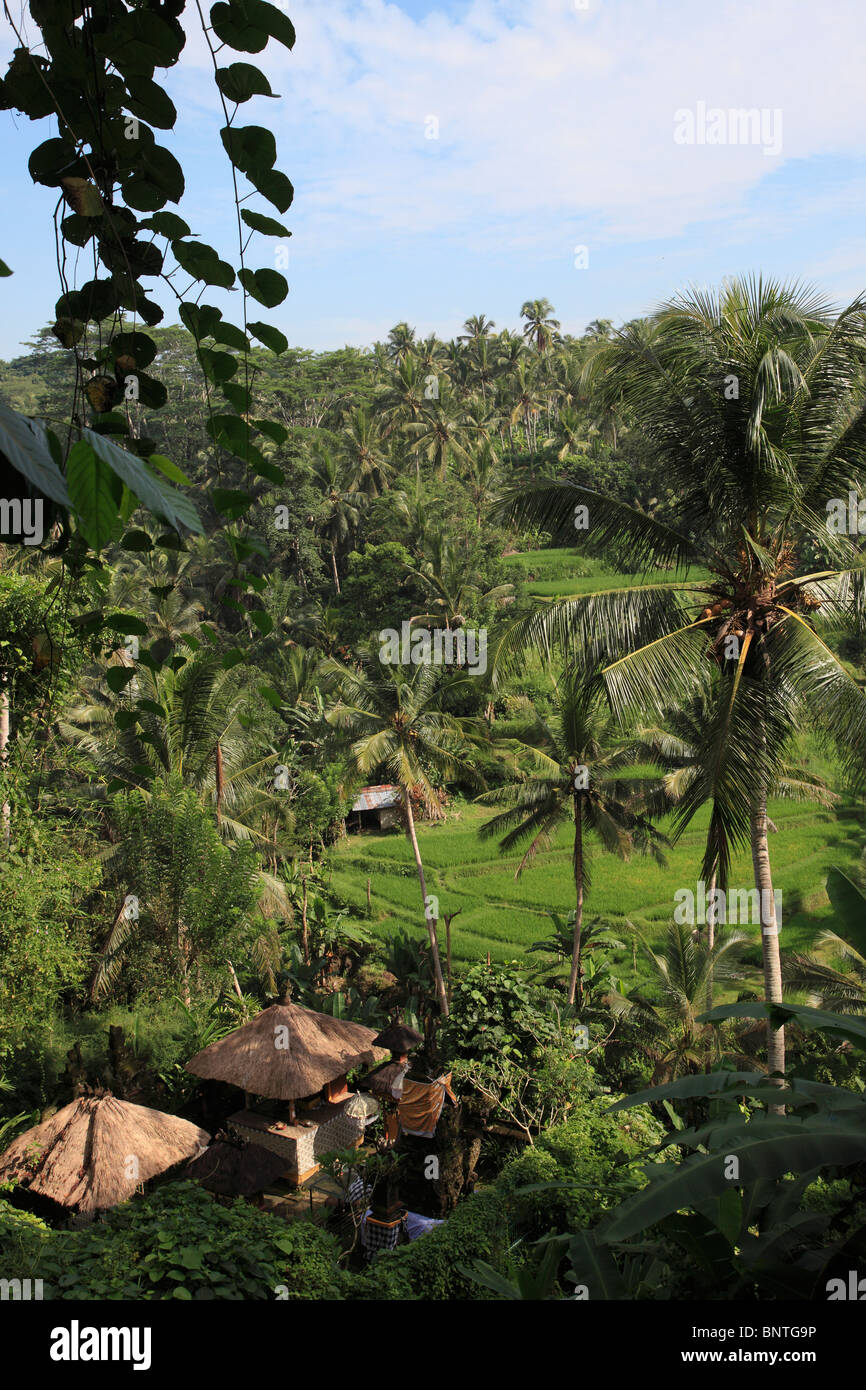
xmin=332 ymin=794 xmax=864 ymax=980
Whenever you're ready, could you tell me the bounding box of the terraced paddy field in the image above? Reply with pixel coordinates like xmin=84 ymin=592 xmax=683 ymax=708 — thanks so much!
xmin=501 ymin=547 xmax=712 ymax=599
xmin=328 ymin=547 xmax=866 ymax=996
xmin=329 ymin=798 xmax=866 ymax=994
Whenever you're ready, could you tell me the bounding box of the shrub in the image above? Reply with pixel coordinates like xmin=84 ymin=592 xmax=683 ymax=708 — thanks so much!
xmin=0 ymin=1197 xmax=51 ymax=1281
xmin=347 ymin=1188 xmax=506 ymax=1301
xmin=496 ymin=1098 xmax=664 ymax=1240
xmin=8 ymin=1182 xmax=345 ymax=1301
xmin=345 ymin=1099 xmax=664 ymax=1299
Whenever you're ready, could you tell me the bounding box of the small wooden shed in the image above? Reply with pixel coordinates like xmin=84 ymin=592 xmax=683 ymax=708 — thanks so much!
xmin=347 ymin=784 xmax=402 ymax=832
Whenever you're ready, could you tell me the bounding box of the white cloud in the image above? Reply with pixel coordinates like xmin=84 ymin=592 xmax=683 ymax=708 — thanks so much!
xmin=170 ymin=0 xmax=866 ymax=257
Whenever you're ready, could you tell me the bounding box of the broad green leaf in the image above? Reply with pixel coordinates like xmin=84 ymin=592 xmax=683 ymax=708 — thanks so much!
xmin=112 ymin=331 xmax=158 ymax=371
xmin=700 ymin=1000 xmax=866 ymax=1050
xmin=248 ymin=320 xmax=288 ymax=354
xmin=179 ymin=302 xmax=222 ymax=340
xmin=248 ymin=165 xmax=293 ymax=214
xmin=81 ymin=428 xmax=203 ymax=535
xmin=197 ymin=347 xmax=239 ymax=384
xmin=210 ymin=1 xmax=268 ymax=53
xmin=253 ymin=0 xmax=296 ymax=50
xmin=120 ymin=530 xmax=154 ymax=552
xmin=141 ymin=211 xmax=191 ymax=239
xmin=121 ymin=145 xmax=185 ymax=210
xmin=172 ymin=239 xmax=235 ymax=289
xmin=66 ymin=439 xmax=121 ymax=551
xmin=239 ymin=266 xmax=288 ymax=307
xmin=216 ymin=63 xmax=277 ymax=103
xmin=207 ymin=414 xmax=251 ymax=452
xmin=106 ymin=667 xmax=137 ymax=693
xmin=241 ymin=210 xmax=290 ymax=238
xmin=211 ymin=1 xmax=295 ymax=53
xmin=0 ymin=401 xmax=71 ymax=507
xmin=211 ymin=321 xmax=251 ymax=352
xmin=608 ymin=1070 xmax=764 ymax=1112
xmin=253 ymin=418 xmax=288 ymax=444
xmin=220 ymin=124 xmax=276 ymax=178
xmin=566 ymin=1231 xmax=627 ymax=1299
xmin=212 ymin=487 xmax=253 ymax=519
xmin=603 ymin=1115 xmax=866 ymax=1242
xmin=825 ymin=866 xmax=866 ymax=957
xmin=221 ymin=381 xmax=253 ymax=414
xmin=149 ymin=454 xmax=192 ymax=487
xmin=103 ymin=614 xmax=149 ymax=636
xmin=125 ymin=74 xmax=178 ymax=130
xmin=29 ymin=136 xmax=83 ymax=186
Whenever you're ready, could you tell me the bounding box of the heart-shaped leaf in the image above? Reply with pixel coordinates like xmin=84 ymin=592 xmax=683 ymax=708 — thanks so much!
xmin=216 ymin=63 xmax=277 ymax=103
xmin=239 ymin=267 xmax=288 ymax=307
xmin=248 ymin=320 xmax=288 ymax=354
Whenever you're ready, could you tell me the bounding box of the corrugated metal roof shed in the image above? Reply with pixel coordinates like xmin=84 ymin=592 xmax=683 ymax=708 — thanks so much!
xmin=351 ymin=785 xmax=402 ymax=811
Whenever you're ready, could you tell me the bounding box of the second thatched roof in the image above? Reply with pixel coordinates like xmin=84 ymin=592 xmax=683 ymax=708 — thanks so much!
xmin=372 ymin=1022 xmax=423 ymax=1054
xmin=0 ymin=1093 xmax=210 ymax=1213
xmin=184 ymin=1003 xmax=388 ymax=1100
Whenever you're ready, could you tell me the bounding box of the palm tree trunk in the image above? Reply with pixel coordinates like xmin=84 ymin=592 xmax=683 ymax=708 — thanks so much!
xmin=705 ymin=865 xmax=716 ymax=1013
xmin=403 ymin=785 xmax=449 ymax=1016
xmin=0 ymin=679 xmax=9 ymax=844
xmin=301 ymin=876 xmax=309 ymax=964
xmin=567 ymin=795 xmax=584 ymax=1006
xmin=751 ymin=789 xmax=785 ymax=1111
xmin=330 ymin=541 xmax=341 ymax=594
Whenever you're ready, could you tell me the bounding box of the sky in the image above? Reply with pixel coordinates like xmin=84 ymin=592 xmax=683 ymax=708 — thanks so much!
xmin=2 ymin=0 xmax=866 ymax=359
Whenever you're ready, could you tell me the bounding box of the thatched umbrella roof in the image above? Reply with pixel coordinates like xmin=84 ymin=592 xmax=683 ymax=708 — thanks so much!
xmin=0 ymin=1093 xmax=210 ymax=1213
xmin=361 ymin=1060 xmax=409 ymax=1099
xmin=372 ymin=1022 xmax=422 ymax=1054
xmin=185 ymin=1135 xmax=288 ymax=1196
xmin=184 ymin=1003 xmax=388 ymax=1100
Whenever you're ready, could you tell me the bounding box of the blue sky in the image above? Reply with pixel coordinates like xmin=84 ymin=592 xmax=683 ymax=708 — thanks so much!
xmin=2 ymin=0 xmax=866 ymax=359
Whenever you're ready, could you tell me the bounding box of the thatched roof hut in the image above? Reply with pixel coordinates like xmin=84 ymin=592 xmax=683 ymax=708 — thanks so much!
xmin=184 ymin=1003 xmax=387 ymax=1101
xmin=0 ymin=1093 xmax=210 ymax=1213
xmin=185 ymin=1134 xmax=288 ymax=1196
xmin=372 ymin=1022 xmax=422 ymax=1054
xmin=362 ymin=1060 xmax=410 ymax=1100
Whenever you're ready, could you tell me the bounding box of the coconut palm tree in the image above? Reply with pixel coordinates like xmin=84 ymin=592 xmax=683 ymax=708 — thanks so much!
xmin=415 ymin=333 xmax=449 ymax=376
xmin=527 ymin=910 xmax=626 ymax=997
xmin=459 ymin=314 xmax=496 ymax=344
xmin=632 ymin=679 xmax=837 ymax=1008
xmin=404 ymin=388 xmax=479 ymax=481
xmin=59 ymin=654 xmax=279 ymax=841
xmin=323 ymin=658 xmax=482 ymax=1015
xmin=463 ymin=441 xmax=502 ymax=527
xmin=509 ymin=359 xmax=546 ymax=455
xmin=386 ymin=322 xmax=417 ymax=363
xmin=608 ymin=919 xmax=752 ymax=1085
xmin=477 ymin=666 xmax=667 ymax=1006
xmin=310 ymin=446 xmax=365 ymax=593
xmin=406 ymin=528 xmax=514 ymax=631
xmin=59 ymin=653 xmax=294 ymax=913
xmin=340 ymin=407 xmax=392 ymax=497
xmin=520 ymin=298 xmax=561 ymax=354
xmin=494 ymin=276 xmax=866 ymax=1094
xmin=375 ymin=356 xmax=426 ymax=437
xmin=555 ymin=405 xmax=593 ymax=462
